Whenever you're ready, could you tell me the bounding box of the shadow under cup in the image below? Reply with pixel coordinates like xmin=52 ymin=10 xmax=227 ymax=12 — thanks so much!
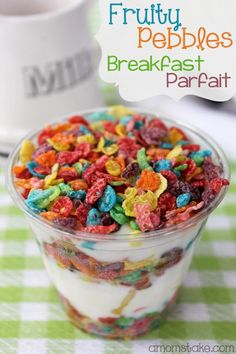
xmin=7 ymin=112 xmax=230 ymax=339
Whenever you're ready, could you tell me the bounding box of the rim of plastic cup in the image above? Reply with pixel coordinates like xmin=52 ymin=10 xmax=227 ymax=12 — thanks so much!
xmin=0 ymin=0 xmax=86 ymax=22
xmin=6 ymin=107 xmax=230 ymax=242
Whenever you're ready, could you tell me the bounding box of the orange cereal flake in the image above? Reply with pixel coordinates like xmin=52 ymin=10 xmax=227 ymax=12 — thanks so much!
xmin=35 ymin=150 xmax=57 ymax=168
xmin=136 ymin=169 xmax=161 ymax=191
xmin=70 ymin=179 xmax=88 ymax=191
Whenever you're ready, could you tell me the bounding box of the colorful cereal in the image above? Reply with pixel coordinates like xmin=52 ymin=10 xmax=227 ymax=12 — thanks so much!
xmin=13 ymin=107 xmax=229 ymax=234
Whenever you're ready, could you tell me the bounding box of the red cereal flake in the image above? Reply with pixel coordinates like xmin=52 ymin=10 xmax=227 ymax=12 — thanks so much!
xmin=158 ymin=192 xmax=176 ymax=212
xmin=161 ymin=170 xmax=178 ymax=184
xmin=90 ymin=172 xmax=112 ymax=185
xmin=86 ymin=151 xmax=100 ymax=163
xmin=38 ymin=128 xmax=54 ymax=145
xmin=134 ymin=204 xmax=155 ymax=232
xmin=75 ymin=142 xmax=91 ymax=157
xmin=85 ymin=178 xmax=107 ymax=205
xmin=103 ymin=121 xmax=117 ymax=134
xmin=99 ymin=317 xmax=116 ymax=325
xmin=69 ymin=115 xmax=89 ymax=126
xmin=57 ymin=151 xmax=81 ymax=165
xmin=140 ymin=126 xmax=167 ymax=145
xmin=22 ymin=189 xmax=31 ymax=199
xmin=149 ymin=118 xmax=168 ymax=132
xmin=34 ymin=166 xmax=51 ymax=176
xmin=51 ymin=196 xmax=73 ymax=217
xmin=209 ymin=178 xmax=229 ymax=194
xmin=13 ymin=166 xmax=32 ymax=179
xmin=75 ymin=202 xmax=90 ymax=226
xmin=191 ymin=180 xmax=206 ymax=188
xmin=80 ymin=224 xmax=118 ymax=234
xmin=183 ymin=158 xmax=196 ymax=177
xmin=82 ymin=156 xmax=108 ymax=184
xmin=58 ymin=167 xmax=78 ymax=182
xmin=118 ymin=137 xmax=141 ymax=158
xmin=183 ymin=144 xmax=200 ymax=152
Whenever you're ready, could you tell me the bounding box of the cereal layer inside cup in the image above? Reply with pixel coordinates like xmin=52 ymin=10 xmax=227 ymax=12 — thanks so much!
xmin=12 ymin=106 xmax=229 ymax=338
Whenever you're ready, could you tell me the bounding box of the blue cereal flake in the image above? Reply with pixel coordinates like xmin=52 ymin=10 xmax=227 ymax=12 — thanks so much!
xmin=73 ymin=162 xmax=83 ymax=175
xmin=86 ymin=208 xmax=101 ymax=226
xmin=26 ymin=189 xmax=53 ymax=213
xmin=160 ymin=142 xmax=173 ymax=149
xmin=81 ymin=241 xmax=96 ymax=250
xmin=202 ymin=150 xmax=212 ymax=157
xmin=116 ymin=194 xmax=124 ymax=204
xmin=98 ymin=185 xmax=116 ymax=212
xmin=178 ymin=140 xmax=190 ymax=146
xmin=79 ymin=126 xmax=91 ymax=135
xmin=68 ymin=190 xmax=86 ymax=200
xmin=104 ymin=139 xmax=114 ymax=147
xmin=120 ymin=115 xmax=132 ymax=125
xmin=173 ymin=169 xmax=181 ymax=177
xmin=27 ymin=187 xmax=60 ymax=209
xmin=81 ymin=162 xmax=90 ymax=173
xmin=154 ymin=159 xmax=171 ymax=172
xmin=26 ymin=161 xmax=45 ymax=179
xmin=27 ymin=189 xmax=53 ymax=203
xmin=190 ymin=150 xmax=212 ymax=166
xmin=190 ymin=150 xmax=212 ymax=159
xmin=87 ymin=111 xmax=115 ymax=122
xmin=176 ymin=193 xmax=191 ymax=208
xmin=26 ymin=200 xmax=44 ymax=214
xmin=134 ymin=120 xmax=144 ymax=129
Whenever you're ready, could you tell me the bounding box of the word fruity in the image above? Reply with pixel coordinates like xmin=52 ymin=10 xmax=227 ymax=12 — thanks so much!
xmin=109 ymin=3 xmax=182 ymax=31
xmin=166 ymin=72 xmax=231 ymax=88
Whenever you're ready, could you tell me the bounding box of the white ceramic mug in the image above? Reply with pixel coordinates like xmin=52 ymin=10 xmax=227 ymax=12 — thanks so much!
xmin=0 ymin=0 xmax=103 ymax=149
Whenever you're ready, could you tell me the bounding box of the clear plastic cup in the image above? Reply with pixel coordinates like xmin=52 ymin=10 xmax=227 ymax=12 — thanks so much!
xmin=7 ymin=109 xmax=230 ymax=339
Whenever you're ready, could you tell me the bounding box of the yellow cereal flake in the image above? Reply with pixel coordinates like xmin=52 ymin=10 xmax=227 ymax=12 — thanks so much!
xmin=19 ymin=140 xmax=35 ymax=164
xmin=93 ymin=137 xmax=105 ymax=152
xmin=169 ymin=128 xmax=184 ymax=144
xmin=155 ymin=174 xmax=168 ymax=199
xmin=112 ymin=288 xmax=136 ymax=315
xmin=44 ymin=163 xmax=59 ymax=187
xmin=90 ymin=122 xmax=103 ymax=131
xmin=123 ymin=189 xmax=157 ymax=217
xmin=108 ymin=105 xmax=134 ymax=119
xmin=105 ymin=159 xmax=121 ymax=176
xmin=77 ymin=134 xmax=95 ymax=145
xmin=186 ymin=167 xmax=203 ymax=181
xmin=166 ymin=145 xmax=183 ymax=160
xmin=124 ymin=255 xmax=156 ymax=271
xmin=102 ymin=144 xmax=119 ymax=156
xmin=47 ymin=139 xmax=70 ymax=152
xmin=115 ymin=124 xmax=126 ymax=137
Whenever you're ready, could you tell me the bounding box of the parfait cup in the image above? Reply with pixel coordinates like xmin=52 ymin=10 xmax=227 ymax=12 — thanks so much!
xmin=7 ymin=110 xmax=230 ymax=339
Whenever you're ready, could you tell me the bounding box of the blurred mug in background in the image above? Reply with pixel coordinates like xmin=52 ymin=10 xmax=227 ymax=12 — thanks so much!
xmin=0 ymin=0 xmax=103 ymax=152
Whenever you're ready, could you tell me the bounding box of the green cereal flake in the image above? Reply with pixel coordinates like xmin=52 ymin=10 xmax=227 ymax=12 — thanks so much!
xmin=137 ymin=148 xmax=153 ymax=171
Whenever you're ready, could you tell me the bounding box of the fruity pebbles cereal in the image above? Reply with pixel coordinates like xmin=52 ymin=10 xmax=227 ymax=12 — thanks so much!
xmin=9 ymin=106 xmax=229 ymax=339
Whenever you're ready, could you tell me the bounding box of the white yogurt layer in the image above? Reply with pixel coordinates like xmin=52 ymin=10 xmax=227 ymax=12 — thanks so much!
xmin=43 ymin=246 xmax=195 ymax=321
